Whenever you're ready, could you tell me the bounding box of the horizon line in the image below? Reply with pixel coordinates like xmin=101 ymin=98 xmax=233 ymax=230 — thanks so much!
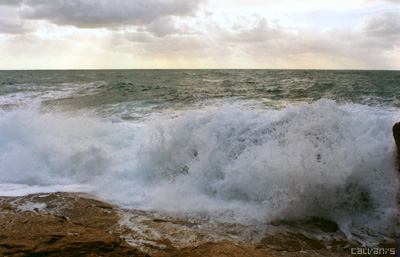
xmin=0 ymin=68 xmax=399 ymax=71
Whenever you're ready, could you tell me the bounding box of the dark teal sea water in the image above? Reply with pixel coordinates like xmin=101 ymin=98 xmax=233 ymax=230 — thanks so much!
xmin=0 ymin=70 xmax=399 ymax=247
xmin=1 ymin=70 xmax=399 ymax=117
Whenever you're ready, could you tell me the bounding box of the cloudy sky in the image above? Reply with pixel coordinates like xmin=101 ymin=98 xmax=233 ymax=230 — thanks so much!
xmin=0 ymin=0 xmax=399 ymax=69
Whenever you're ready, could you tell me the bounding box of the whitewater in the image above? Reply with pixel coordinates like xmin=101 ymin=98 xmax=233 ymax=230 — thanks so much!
xmin=0 ymin=70 xmax=399 ymax=248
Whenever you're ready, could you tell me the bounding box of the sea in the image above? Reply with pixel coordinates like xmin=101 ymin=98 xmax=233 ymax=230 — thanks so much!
xmin=0 ymin=70 xmax=399 ymax=250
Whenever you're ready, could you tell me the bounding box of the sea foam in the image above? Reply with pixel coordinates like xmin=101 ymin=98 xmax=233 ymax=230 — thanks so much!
xmin=0 ymin=99 xmax=398 ymax=244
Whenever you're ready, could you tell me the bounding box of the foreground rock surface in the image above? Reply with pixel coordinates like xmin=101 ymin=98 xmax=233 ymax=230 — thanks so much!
xmin=0 ymin=194 xmax=270 ymax=257
xmin=0 ymin=192 xmax=396 ymax=257
xmin=0 ymin=200 xmax=149 ymax=257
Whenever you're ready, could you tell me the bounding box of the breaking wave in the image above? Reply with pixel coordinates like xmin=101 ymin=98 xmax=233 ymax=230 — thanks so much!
xmin=0 ymin=99 xmax=398 ymax=244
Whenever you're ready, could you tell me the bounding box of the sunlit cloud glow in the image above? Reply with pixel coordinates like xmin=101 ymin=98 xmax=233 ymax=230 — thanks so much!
xmin=0 ymin=0 xmax=399 ymax=69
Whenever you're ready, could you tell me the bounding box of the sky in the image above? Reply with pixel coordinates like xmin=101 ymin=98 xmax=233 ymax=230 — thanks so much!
xmin=0 ymin=0 xmax=399 ymax=70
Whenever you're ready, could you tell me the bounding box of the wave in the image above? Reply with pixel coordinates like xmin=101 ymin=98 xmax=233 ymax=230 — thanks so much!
xmin=0 ymin=99 xmax=398 ymax=244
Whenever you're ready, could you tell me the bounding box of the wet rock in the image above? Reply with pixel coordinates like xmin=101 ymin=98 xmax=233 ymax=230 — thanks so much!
xmin=0 ymin=193 xmax=149 ymax=257
xmin=0 ymin=192 xmax=379 ymax=257
xmin=0 ymin=209 xmax=149 ymax=257
xmin=170 ymin=242 xmax=270 ymax=257
xmin=393 ymin=122 xmax=400 ymax=156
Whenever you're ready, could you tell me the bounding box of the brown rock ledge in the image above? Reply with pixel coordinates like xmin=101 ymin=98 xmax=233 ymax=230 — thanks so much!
xmin=0 ymin=198 xmax=149 ymax=257
xmin=0 ymin=192 xmax=386 ymax=257
xmin=0 ymin=193 xmax=277 ymax=257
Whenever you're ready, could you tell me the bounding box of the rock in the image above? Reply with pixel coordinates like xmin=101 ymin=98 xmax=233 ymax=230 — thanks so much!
xmin=0 ymin=195 xmax=150 ymax=257
xmin=393 ymin=122 xmax=400 ymax=155
xmin=170 ymin=242 xmax=270 ymax=257
xmin=0 ymin=192 xmax=376 ymax=257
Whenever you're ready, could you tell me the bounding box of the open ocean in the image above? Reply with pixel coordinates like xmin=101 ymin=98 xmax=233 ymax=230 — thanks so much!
xmin=0 ymin=70 xmax=399 ymax=249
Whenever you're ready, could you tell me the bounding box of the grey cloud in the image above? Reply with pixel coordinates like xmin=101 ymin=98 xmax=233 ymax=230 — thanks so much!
xmin=112 ymin=30 xmax=219 ymax=59
xmin=133 ymin=14 xmax=343 ymax=60
xmin=219 ymin=15 xmax=283 ymax=43
xmin=142 ymin=36 xmax=216 ymax=58
xmin=217 ymin=12 xmax=398 ymax=66
xmin=214 ymin=17 xmax=395 ymax=69
xmin=117 ymin=31 xmax=154 ymax=43
xmin=0 ymin=18 xmax=31 ymax=34
xmin=1 ymin=34 xmax=76 ymax=60
xmin=361 ymin=12 xmax=400 ymax=38
xmin=19 ymin=0 xmax=204 ymax=29
xmin=0 ymin=0 xmax=23 ymax=6
xmin=125 ymin=32 xmax=154 ymax=43
xmin=144 ymin=17 xmax=179 ymax=37
xmin=239 ymin=31 xmax=342 ymax=59
xmin=367 ymin=0 xmax=400 ymax=2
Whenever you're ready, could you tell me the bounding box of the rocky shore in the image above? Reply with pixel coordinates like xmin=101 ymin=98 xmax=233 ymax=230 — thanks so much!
xmin=0 ymin=192 xmax=284 ymax=257
xmin=1 ymin=121 xmax=399 ymax=256
xmin=0 ymin=193 xmax=148 ymax=257
xmin=2 ymin=191 xmax=395 ymax=257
